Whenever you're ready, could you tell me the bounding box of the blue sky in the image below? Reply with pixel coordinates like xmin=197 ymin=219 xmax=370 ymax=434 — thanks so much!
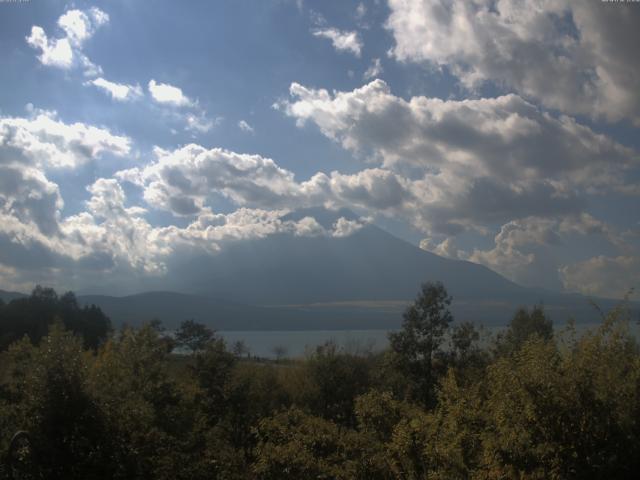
xmin=0 ymin=0 xmax=638 ymax=298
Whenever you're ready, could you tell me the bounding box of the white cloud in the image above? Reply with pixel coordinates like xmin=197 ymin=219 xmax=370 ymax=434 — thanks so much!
xmin=560 ymin=255 xmax=639 ymax=300
xmin=87 ymin=77 xmax=143 ymax=102
xmin=282 ymin=79 xmax=638 ymax=235
xmin=238 ymin=120 xmax=255 ymax=133
xmin=466 ymin=218 xmax=553 ymax=283
xmin=26 ymin=7 xmax=108 ymax=76
xmin=115 ymin=143 xmax=419 ymax=221
xmin=0 ymin=110 xmax=130 ymax=241
xmin=148 ymin=79 xmax=194 ymax=107
xmin=420 ymin=237 xmax=462 ymax=260
xmin=146 ymin=81 xmax=218 ymax=134
xmin=332 ymin=217 xmax=364 ymax=237
xmin=117 ymin=145 xmax=309 ymax=215
xmin=385 ymin=0 xmax=640 ymax=124
xmin=0 ymin=110 xmax=131 ymax=169
xmin=57 ymin=7 xmax=109 ymax=46
xmin=363 ymin=58 xmax=383 ymax=80
xmin=185 ymin=112 xmax=217 ymax=134
xmin=0 ymin=165 xmax=63 ymax=236
xmin=312 ymin=28 xmax=363 ymax=57
xmin=26 ymin=27 xmax=73 ymax=69
xmin=293 ymin=216 xmax=326 ymax=237
xmin=463 ymin=214 xmax=637 ymax=291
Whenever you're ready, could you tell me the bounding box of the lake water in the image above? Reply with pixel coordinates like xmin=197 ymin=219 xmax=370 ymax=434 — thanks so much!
xmin=218 ymin=321 xmax=640 ymax=359
xmin=218 ymin=329 xmax=393 ymax=358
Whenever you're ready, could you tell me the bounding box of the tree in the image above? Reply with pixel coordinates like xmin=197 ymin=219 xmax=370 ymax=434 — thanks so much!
xmin=296 ymin=341 xmax=373 ymax=427
xmin=272 ymin=345 xmax=288 ymax=361
xmin=495 ymin=304 xmax=553 ymax=355
xmin=388 ymin=281 xmax=453 ymax=406
xmin=0 ymin=287 xmax=111 ymax=351
xmin=253 ymin=408 xmax=388 ymax=479
xmin=192 ymin=338 xmax=237 ymax=425
xmin=174 ymin=319 xmax=214 ymax=354
xmin=232 ymin=340 xmax=250 ymax=358
xmin=1 ymin=322 xmax=111 ymax=479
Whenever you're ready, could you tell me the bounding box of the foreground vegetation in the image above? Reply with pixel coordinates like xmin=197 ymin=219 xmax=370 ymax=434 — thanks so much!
xmin=0 ymin=283 xmax=639 ymax=479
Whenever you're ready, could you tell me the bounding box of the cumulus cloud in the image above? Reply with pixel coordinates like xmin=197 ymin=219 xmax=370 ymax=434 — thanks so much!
xmin=282 ymin=79 xmax=639 ymax=235
xmin=26 ymin=7 xmax=108 ymax=76
xmin=1 ymin=145 xmax=371 ymax=292
xmin=148 ymin=79 xmax=194 ymax=107
xmin=117 ymin=145 xmax=310 ymax=215
xmin=385 ymin=0 xmax=640 ymax=124
xmin=87 ymin=77 xmax=143 ymax=102
xmin=0 ymin=110 xmax=131 ymax=169
xmin=57 ymin=8 xmax=109 ymax=45
xmin=0 ymin=109 xmax=131 ymax=255
xmin=147 ymin=80 xmax=216 ymax=134
xmin=0 ymin=165 xmax=63 ymax=236
xmin=461 ymin=213 xmax=638 ymax=292
xmin=420 ymin=237 xmax=462 ymax=260
xmin=115 ymin=143 xmax=419 ymax=221
xmin=466 ymin=217 xmax=554 ymax=283
xmin=560 ymin=256 xmax=639 ymax=300
xmin=332 ymin=217 xmax=365 ymax=238
xmin=25 ymin=27 xmax=73 ymax=69
xmin=312 ymin=28 xmax=363 ymax=56
xmin=0 ymin=108 xmax=136 ymax=289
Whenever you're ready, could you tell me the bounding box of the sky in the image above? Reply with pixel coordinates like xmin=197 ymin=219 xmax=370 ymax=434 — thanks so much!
xmin=0 ymin=0 xmax=638 ymax=299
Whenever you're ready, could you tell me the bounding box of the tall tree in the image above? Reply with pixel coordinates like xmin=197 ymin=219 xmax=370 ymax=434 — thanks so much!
xmin=496 ymin=304 xmax=553 ymax=355
xmin=388 ymin=281 xmax=453 ymax=406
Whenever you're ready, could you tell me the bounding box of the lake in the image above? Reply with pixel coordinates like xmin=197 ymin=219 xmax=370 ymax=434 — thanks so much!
xmin=218 ymin=329 xmax=393 ymax=358
xmin=218 ymin=321 xmax=640 ymax=359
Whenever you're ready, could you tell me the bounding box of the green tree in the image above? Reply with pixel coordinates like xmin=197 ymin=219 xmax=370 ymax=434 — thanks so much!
xmin=388 ymin=281 xmax=453 ymax=406
xmin=288 ymin=341 xmax=373 ymax=427
xmin=89 ymin=324 xmax=194 ymax=479
xmin=0 ymin=287 xmax=111 ymax=350
xmin=174 ymin=319 xmax=214 ymax=354
xmin=1 ymin=322 xmax=111 ymax=479
xmin=496 ymin=304 xmax=553 ymax=355
xmin=191 ymin=337 xmax=237 ymax=426
xmin=253 ymin=408 xmax=389 ymax=480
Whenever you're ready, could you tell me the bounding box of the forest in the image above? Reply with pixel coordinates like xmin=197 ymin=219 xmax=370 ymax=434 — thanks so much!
xmin=0 ymin=283 xmax=639 ymax=479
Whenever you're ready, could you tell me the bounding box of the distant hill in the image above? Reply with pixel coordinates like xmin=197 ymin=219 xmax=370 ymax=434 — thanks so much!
xmin=0 ymin=289 xmax=27 ymax=303
xmin=77 ymin=291 xmax=404 ymax=331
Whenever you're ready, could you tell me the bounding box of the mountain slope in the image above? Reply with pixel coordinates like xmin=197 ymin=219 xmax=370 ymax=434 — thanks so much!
xmin=0 ymin=289 xmax=27 ymax=303
xmin=146 ymin=208 xmax=632 ymax=326
xmin=174 ymin=223 xmax=523 ymax=305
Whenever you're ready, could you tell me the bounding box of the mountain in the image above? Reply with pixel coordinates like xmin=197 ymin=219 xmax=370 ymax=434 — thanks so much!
xmin=4 ymin=208 xmax=636 ymax=329
xmin=83 ymin=208 xmax=634 ymax=329
xmin=173 ymin=208 xmax=524 ymax=305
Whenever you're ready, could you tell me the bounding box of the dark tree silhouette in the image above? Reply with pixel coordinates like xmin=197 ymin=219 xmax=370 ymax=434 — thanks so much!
xmin=0 ymin=286 xmax=111 ymax=350
xmin=174 ymin=319 xmax=214 ymax=354
xmin=388 ymin=281 xmax=453 ymax=406
xmin=496 ymin=304 xmax=553 ymax=355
